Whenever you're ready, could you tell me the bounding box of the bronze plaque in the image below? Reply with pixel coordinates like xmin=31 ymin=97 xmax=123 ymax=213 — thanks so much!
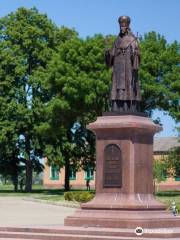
xmin=103 ymin=144 xmax=122 ymax=187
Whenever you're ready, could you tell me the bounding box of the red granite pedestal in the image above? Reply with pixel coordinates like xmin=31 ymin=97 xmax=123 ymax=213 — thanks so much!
xmin=64 ymin=115 xmax=180 ymax=238
xmin=1 ymin=115 xmax=180 ymax=239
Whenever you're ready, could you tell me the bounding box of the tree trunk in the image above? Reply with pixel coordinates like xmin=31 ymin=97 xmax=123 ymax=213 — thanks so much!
xmin=3 ymin=177 xmax=7 ymax=184
xmin=12 ymin=172 xmax=18 ymax=192
xmin=25 ymin=160 xmax=32 ymax=192
xmin=64 ymin=157 xmax=70 ymax=191
xmin=25 ymin=135 xmax=32 ymax=192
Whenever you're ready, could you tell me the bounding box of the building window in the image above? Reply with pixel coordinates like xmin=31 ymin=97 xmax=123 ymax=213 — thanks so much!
xmin=50 ymin=165 xmax=59 ymax=180
xmin=69 ymin=166 xmax=76 ymax=180
xmin=84 ymin=167 xmax=94 ymax=180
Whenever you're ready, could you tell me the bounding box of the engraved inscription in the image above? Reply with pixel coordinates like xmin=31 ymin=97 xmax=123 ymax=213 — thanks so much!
xmin=104 ymin=144 xmax=122 ymax=187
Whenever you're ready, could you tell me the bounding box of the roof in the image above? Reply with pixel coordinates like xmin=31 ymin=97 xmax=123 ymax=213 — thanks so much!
xmin=154 ymin=137 xmax=180 ymax=153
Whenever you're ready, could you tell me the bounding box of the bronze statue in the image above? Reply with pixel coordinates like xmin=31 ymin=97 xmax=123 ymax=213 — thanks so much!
xmin=105 ymin=16 xmax=141 ymax=112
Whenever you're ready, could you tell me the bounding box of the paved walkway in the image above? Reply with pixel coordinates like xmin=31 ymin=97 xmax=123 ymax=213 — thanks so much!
xmin=0 ymin=197 xmax=76 ymax=227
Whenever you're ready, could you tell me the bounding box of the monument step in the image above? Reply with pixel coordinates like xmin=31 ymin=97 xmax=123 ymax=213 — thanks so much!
xmin=0 ymin=226 xmax=180 ymax=239
xmin=0 ymin=232 xmax=180 ymax=240
xmin=0 ymin=231 xmax=165 ymax=240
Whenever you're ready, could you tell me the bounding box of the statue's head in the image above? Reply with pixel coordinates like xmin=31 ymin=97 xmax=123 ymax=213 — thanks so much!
xmin=118 ymin=16 xmax=131 ymax=34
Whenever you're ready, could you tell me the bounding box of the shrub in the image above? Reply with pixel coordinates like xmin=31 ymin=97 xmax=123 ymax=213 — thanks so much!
xmin=78 ymin=192 xmax=94 ymax=203
xmin=64 ymin=192 xmax=74 ymax=201
xmin=73 ymin=192 xmax=81 ymax=202
xmin=64 ymin=191 xmax=94 ymax=203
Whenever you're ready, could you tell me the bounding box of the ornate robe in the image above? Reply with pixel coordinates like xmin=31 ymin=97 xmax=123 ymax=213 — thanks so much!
xmin=105 ymin=32 xmax=141 ymax=101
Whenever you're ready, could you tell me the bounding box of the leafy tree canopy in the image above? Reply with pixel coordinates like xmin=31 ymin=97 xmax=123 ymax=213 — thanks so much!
xmin=139 ymin=32 xmax=180 ymax=121
xmin=0 ymin=7 xmax=76 ymax=191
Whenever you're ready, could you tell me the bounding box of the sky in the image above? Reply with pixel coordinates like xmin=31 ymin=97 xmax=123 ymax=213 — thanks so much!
xmin=0 ymin=0 xmax=179 ymax=137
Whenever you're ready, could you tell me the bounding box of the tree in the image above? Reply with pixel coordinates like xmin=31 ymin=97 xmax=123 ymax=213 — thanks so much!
xmin=0 ymin=120 xmax=20 ymax=191
xmin=39 ymin=34 xmax=110 ymax=190
xmin=41 ymin=32 xmax=179 ymax=190
xmin=153 ymin=158 xmax=168 ymax=183
xmin=139 ymin=32 xmax=180 ymax=121
xmin=72 ymin=123 xmax=96 ymax=170
xmin=167 ymin=146 xmax=180 ymax=178
xmin=0 ymin=7 xmax=72 ymax=192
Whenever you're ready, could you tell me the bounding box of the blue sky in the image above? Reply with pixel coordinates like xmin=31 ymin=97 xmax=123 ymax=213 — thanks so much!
xmin=0 ymin=0 xmax=179 ymax=137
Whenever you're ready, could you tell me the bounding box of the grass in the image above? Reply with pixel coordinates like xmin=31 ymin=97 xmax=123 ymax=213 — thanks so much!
xmin=0 ymin=184 xmax=179 ymax=211
xmin=156 ymin=191 xmax=180 ymax=211
xmin=0 ymin=184 xmax=94 ymax=202
xmin=0 ymin=184 xmax=65 ymax=201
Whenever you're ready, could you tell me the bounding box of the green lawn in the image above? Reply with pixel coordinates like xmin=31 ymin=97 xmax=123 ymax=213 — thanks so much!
xmin=0 ymin=184 xmax=92 ymax=202
xmin=0 ymin=184 xmax=65 ymax=201
xmin=156 ymin=191 xmax=180 ymax=211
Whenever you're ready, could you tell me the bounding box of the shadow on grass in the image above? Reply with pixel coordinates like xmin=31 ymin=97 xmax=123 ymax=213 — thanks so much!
xmin=0 ymin=187 xmax=95 ymax=195
xmin=0 ymin=188 xmax=64 ymax=195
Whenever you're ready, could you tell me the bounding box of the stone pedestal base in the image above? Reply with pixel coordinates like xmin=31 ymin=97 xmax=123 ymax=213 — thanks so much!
xmin=65 ymin=209 xmax=180 ymax=229
xmin=65 ymin=115 xmax=180 ymax=234
xmin=81 ymin=193 xmax=165 ymax=210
